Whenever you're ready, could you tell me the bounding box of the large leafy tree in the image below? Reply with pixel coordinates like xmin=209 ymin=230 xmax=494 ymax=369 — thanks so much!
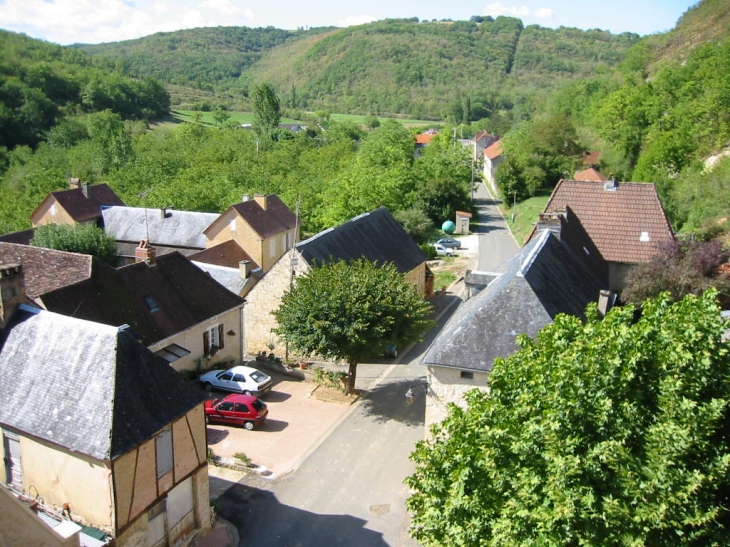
xmin=406 ymin=290 xmax=730 ymax=546
xmin=31 ymin=223 xmax=120 ymax=265
xmin=251 ymin=82 xmax=281 ymax=137
xmin=274 ymin=259 xmax=434 ymax=393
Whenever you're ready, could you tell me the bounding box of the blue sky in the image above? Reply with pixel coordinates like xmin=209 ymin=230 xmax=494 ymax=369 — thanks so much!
xmin=0 ymin=0 xmax=697 ymax=45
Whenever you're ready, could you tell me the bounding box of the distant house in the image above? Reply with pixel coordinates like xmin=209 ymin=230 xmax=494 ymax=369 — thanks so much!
xmin=422 ymin=230 xmax=610 ymax=430
xmin=0 ymin=264 xmax=211 ymax=546
xmin=527 ymin=179 xmax=675 ymax=292
xmin=472 ymin=130 xmax=499 ymax=161
xmin=244 ymin=207 xmax=428 ymax=357
xmin=573 ymin=166 xmax=607 ymax=182
xmin=34 ymin=248 xmax=245 ymax=371
xmin=483 ymin=139 xmax=504 ymax=191
xmin=189 ymin=240 xmax=263 ymax=298
xmin=203 ymin=194 xmax=298 ymax=273
xmin=31 ymin=179 xmax=125 ymax=228
xmin=101 ymin=206 xmax=219 ymax=263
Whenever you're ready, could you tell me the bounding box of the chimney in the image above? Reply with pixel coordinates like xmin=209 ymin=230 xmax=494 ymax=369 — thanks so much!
xmin=597 ymin=289 xmax=616 ymax=318
xmin=69 ymin=177 xmax=80 ymax=190
xmin=239 ymin=260 xmax=251 ymax=279
xmin=242 ymin=194 xmax=250 ymax=202
xmin=254 ymin=193 xmax=269 ymax=210
xmin=135 ymin=239 xmax=157 ymax=266
xmin=604 ymin=178 xmax=617 ymax=191
xmin=0 ymin=263 xmax=26 ymax=330
xmin=534 ymin=212 xmax=563 ymax=239
xmin=80 ymin=181 xmax=89 ymax=198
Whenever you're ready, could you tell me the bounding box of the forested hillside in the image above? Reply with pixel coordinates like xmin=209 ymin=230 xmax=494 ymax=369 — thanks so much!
xmin=0 ymin=30 xmax=170 ymax=151
xmin=75 ymin=17 xmax=638 ymax=124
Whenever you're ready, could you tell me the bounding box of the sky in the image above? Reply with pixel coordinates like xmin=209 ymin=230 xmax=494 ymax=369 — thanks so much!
xmin=0 ymin=0 xmax=698 ymax=46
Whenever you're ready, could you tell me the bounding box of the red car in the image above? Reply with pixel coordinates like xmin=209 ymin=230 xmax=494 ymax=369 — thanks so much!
xmin=204 ymin=394 xmax=268 ymax=430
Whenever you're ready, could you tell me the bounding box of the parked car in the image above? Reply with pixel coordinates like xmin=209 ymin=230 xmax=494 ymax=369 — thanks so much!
xmin=204 ymin=394 xmax=268 ymax=430
xmin=435 ymin=237 xmax=462 ymax=249
xmin=199 ymin=365 xmax=272 ymax=396
xmin=433 ymin=243 xmax=454 ymax=257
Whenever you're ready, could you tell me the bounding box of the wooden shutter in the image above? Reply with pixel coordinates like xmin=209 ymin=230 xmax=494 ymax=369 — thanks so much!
xmin=218 ymin=324 xmax=225 ymax=350
xmin=203 ymin=329 xmax=210 ymax=356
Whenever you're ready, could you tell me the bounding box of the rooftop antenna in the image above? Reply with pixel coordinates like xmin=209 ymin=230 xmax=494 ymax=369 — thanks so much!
xmin=137 ymin=186 xmax=156 ymax=244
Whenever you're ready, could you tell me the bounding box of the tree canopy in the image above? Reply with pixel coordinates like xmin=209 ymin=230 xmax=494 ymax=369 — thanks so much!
xmin=273 ymin=259 xmax=434 ymax=393
xmin=31 ymin=223 xmax=120 ymax=265
xmin=406 ymin=290 xmax=730 ymax=546
xmin=251 ymin=82 xmax=281 ymax=137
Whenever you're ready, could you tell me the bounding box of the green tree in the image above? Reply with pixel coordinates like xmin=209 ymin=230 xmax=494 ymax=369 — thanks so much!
xmin=212 ymin=107 xmax=231 ymax=127
xmin=31 ymin=223 xmax=120 ymax=265
xmin=406 ymin=290 xmax=730 ymax=546
xmin=251 ymin=82 xmax=281 ymax=137
xmin=274 ymin=259 xmax=434 ymax=393
xmin=86 ymin=109 xmax=133 ymax=174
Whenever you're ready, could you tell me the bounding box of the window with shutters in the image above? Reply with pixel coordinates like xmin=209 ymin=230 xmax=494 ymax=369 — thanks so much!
xmin=156 ymin=427 xmax=173 ymax=478
xmin=203 ymin=324 xmax=225 ymax=356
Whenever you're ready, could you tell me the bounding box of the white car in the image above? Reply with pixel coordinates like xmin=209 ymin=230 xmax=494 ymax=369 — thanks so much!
xmin=199 ymin=365 xmax=273 ymax=396
xmin=433 ymin=243 xmax=454 ymax=257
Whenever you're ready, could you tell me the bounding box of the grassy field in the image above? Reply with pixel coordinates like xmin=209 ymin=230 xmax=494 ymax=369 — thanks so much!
xmin=166 ymin=109 xmax=440 ymax=129
xmin=501 ymin=191 xmax=552 ymax=245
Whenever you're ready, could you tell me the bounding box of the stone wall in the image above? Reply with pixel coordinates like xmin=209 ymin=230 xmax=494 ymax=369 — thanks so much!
xmin=425 ymin=366 xmax=490 ymax=434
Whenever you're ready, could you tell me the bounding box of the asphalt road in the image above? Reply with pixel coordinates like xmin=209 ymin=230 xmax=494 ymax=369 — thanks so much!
xmin=213 ymin=299 xmax=461 ymax=547
xmin=212 ymin=180 xmax=515 ymax=546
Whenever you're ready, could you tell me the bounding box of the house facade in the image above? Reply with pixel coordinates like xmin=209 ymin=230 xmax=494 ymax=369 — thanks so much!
xmin=483 ymin=139 xmax=504 ymax=191
xmin=0 ymin=264 xmax=211 ymax=546
xmin=244 ymin=208 xmax=428 ymax=357
xmin=203 ymin=194 xmax=298 ymax=273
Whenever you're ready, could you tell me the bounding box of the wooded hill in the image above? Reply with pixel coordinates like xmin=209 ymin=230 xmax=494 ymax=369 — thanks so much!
xmin=75 ymin=17 xmax=639 ymax=123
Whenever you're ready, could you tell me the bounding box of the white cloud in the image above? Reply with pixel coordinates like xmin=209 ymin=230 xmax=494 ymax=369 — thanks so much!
xmin=483 ymin=2 xmax=553 ymax=20
xmin=534 ymin=7 xmax=554 ymax=19
xmin=0 ymin=0 xmax=256 ymax=44
xmin=337 ymin=14 xmax=377 ymax=27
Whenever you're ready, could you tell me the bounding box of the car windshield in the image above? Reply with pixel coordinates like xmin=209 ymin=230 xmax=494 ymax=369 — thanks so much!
xmin=250 ymin=371 xmax=269 ymax=383
xmin=251 ymin=399 xmax=266 ymax=411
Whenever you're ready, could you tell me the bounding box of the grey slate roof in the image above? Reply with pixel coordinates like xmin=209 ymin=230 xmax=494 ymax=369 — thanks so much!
xmin=102 ymin=207 xmax=218 ymax=250
xmin=297 ymin=207 xmax=426 ymax=274
xmin=0 ymin=306 xmax=204 ymax=460
xmin=0 ymin=243 xmax=94 ymax=299
xmin=191 ymin=261 xmax=261 ymax=296
xmin=423 ymin=231 xmax=604 ymax=372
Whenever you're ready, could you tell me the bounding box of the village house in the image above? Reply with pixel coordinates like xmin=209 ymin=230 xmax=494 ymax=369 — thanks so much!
xmin=31 ymin=178 xmax=126 ymax=229
xmin=244 ymin=207 xmax=429 ymax=357
xmin=188 ymin=239 xmax=263 ymax=298
xmin=483 ymin=139 xmax=504 ymax=191
xmin=527 ymin=179 xmax=675 ymax=292
xmin=422 ymin=230 xmax=610 ymax=431
xmin=203 ymin=193 xmax=299 ymax=273
xmin=0 ymin=264 xmax=211 ymax=546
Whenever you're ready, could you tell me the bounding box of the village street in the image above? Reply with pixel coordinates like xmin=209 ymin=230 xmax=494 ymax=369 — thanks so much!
xmin=209 ymin=182 xmax=519 ymax=546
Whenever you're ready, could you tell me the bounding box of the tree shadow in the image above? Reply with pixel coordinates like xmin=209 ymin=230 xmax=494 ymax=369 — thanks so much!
xmin=210 ymin=477 xmax=388 ymax=547
xmin=359 ymin=379 xmax=427 ymax=427
xmin=206 ymin=428 xmax=229 ymax=445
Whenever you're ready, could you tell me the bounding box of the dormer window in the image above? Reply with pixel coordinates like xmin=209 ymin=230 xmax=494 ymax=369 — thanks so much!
xmin=144 ymin=296 xmax=160 ymax=313
xmin=230 ymin=218 xmax=236 ymax=232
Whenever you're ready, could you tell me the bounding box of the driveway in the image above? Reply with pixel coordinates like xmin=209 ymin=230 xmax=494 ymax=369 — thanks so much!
xmin=205 ymin=370 xmax=352 ymax=478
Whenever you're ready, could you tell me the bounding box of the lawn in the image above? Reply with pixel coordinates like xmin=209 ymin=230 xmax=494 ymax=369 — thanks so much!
xmin=500 ymin=191 xmax=551 ymax=245
xmin=168 ymin=109 xmax=439 ymax=129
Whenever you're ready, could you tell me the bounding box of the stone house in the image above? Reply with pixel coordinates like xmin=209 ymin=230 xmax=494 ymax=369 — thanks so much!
xmin=203 ymin=194 xmax=298 ymax=273
xmin=527 ymin=179 xmax=675 ymax=292
xmin=30 ymin=179 xmax=125 ymax=229
xmin=483 ymin=139 xmax=504 ymax=191
xmin=244 ymin=207 xmax=428 ymax=357
xmin=0 ymin=264 xmax=211 ymax=546
xmin=422 ymin=230 xmax=610 ymax=431
xmin=0 ymin=241 xmax=246 ymax=373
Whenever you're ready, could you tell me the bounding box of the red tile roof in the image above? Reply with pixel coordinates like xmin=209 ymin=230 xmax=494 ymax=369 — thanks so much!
xmin=485 ymin=140 xmax=503 ymax=160
xmin=415 ymin=133 xmax=434 ymax=145
xmin=539 ymin=180 xmax=674 ymax=264
xmin=573 ymin=167 xmax=608 ymax=182
xmin=189 ymin=240 xmax=260 ymax=270
xmin=582 ymin=151 xmax=601 ymax=166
